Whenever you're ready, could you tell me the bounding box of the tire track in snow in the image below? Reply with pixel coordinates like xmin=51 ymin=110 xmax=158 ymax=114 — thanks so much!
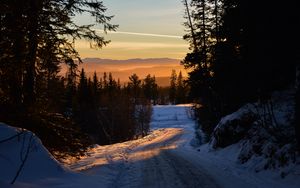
xmin=135 ymin=131 xmax=219 ymax=188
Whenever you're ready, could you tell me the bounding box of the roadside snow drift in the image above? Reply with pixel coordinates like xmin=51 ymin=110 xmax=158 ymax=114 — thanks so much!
xmin=0 ymin=123 xmax=67 ymax=184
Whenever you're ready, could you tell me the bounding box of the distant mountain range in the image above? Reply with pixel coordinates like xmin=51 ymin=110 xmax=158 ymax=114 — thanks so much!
xmin=60 ymin=58 xmax=187 ymax=87
xmin=81 ymin=58 xmax=180 ymax=65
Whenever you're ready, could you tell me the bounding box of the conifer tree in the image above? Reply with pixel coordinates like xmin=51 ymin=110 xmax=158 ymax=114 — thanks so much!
xmin=182 ymin=0 xmax=215 ymax=105
xmin=169 ymin=70 xmax=177 ymax=104
xmin=183 ymin=0 xmax=299 ymax=142
xmin=92 ymin=72 xmax=99 ymax=94
xmin=176 ymin=71 xmax=186 ymax=104
xmin=128 ymin=74 xmax=142 ymax=102
xmin=143 ymin=74 xmax=158 ymax=104
xmin=103 ymin=72 xmax=108 ymax=89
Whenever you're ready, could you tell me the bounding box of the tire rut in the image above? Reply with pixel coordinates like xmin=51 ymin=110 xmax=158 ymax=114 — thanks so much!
xmin=139 ymin=148 xmax=220 ymax=188
xmin=162 ymin=150 xmax=220 ymax=188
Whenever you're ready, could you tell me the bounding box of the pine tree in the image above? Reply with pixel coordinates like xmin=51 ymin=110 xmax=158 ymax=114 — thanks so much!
xmin=78 ymin=69 xmax=88 ymax=106
xmin=103 ymin=72 xmax=108 ymax=89
xmin=108 ymin=72 xmax=117 ymax=98
xmin=182 ymin=0 xmax=218 ymax=134
xmin=183 ymin=0 xmax=299 ymax=141
xmin=128 ymin=73 xmax=142 ymax=102
xmin=65 ymin=59 xmax=78 ymax=110
xmin=143 ymin=74 xmax=158 ymax=104
xmin=92 ymin=72 xmax=99 ymax=95
xmin=182 ymin=0 xmax=215 ymax=104
xmin=176 ymin=71 xmax=186 ymax=104
xmin=169 ymin=70 xmax=177 ymax=104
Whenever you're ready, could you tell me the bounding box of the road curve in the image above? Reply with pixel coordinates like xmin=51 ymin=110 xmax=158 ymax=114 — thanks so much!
xmin=110 ymin=105 xmax=220 ymax=188
xmin=73 ymin=105 xmax=220 ymax=188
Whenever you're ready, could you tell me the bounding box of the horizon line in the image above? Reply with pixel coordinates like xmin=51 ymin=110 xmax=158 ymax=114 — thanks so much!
xmin=80 ymin=57 xmax=183 ymax=61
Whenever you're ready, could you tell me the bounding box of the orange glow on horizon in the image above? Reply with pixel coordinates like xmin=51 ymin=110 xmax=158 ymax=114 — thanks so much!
xmin=59 ymin=58 xmax=188 ymax=87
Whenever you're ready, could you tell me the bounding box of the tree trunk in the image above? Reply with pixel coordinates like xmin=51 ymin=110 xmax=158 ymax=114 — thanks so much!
xmin=202 ymin=0 xmax=207 ymax=68
xmin=215 ymin=0 xmax=219 ymax=43
xmin=23 ymin=0 xmax=40 ymax=107
xmin=10 ymin=1 xmax=24 ymax=108
xmin=295 ymin=65 xmax=300 ymax=151
xmin=183 ymin=0 xmax=198 ymax=52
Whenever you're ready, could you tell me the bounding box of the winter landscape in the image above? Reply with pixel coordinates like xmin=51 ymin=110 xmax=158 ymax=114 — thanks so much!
xmin=1 ymin=0 xmax=300 ymax=188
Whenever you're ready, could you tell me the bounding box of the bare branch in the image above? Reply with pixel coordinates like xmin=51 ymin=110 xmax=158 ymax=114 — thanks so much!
xmin=11 ymin=133 xmax=34 ymax=185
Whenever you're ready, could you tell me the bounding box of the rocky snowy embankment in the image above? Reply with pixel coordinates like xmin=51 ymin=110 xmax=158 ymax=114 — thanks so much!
xmin=195 ymin=89 xmax=300 ymax=185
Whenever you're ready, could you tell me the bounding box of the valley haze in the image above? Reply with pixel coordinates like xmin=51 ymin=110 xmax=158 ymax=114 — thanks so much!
xmin=60 ymin=58 xmax=187 ymax=87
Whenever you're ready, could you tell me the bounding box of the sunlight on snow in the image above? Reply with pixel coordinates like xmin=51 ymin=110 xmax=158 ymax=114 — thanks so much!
xmin=68 ymin=128 xmax=184 ymax=171
xmin=67 ymin=105 xmax=195 ymax=172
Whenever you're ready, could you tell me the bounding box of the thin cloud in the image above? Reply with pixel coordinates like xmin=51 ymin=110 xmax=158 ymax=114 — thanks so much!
xmin=96 ymin=29 xmax=182 ymax=39
xmin=108 ymin=42 xmax=188 ymax=49
xmin=75 ymin=41 xmax=188 ymax=50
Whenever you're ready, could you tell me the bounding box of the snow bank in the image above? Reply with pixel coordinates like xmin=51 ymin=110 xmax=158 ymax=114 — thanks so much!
xmin=211 ymin=103 xmax=257 ymax=148
xmin=0 ymin=123 xmax=67 ymax=184
xmin=208 ymin=89 xmax=299 ymax=176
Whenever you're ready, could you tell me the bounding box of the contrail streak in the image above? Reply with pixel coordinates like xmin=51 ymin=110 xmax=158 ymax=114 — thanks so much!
xmin=96 ymin=30 xmax=182 ymax=39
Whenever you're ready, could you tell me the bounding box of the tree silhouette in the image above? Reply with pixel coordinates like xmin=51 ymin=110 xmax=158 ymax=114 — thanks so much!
xmin=169 ymin=70 xmax=177 ymax=104
xmin=0 ymin=0 xmax=117 ymax=158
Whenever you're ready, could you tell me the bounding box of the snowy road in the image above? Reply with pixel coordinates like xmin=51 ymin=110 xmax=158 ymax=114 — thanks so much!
xmin=70 ymin=105 xmax=219 ymax=188
xmin=105 ymin=129 xmax=219 ymax=188
xmin=136 ymin=146 xmax=219 ymax=188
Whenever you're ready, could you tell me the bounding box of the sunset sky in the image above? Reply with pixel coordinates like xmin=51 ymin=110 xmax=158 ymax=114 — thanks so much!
xmin=74 ymin=0 xmax=189 ymax=60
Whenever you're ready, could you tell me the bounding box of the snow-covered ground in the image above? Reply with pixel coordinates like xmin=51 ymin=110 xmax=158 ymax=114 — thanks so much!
xmin=1 ymin=104 xmax=299 ymax=187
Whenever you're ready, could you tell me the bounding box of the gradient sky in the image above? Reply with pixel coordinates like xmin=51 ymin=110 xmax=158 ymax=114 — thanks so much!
xmin=74 ymin=0 xmax=189 ymax=60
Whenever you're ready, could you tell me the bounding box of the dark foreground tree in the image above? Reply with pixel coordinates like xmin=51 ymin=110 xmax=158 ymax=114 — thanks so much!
xmin=182 ymin=0 xmax=300 ymax=143
xmin=0 ymin=0 xmax=117 ymax=158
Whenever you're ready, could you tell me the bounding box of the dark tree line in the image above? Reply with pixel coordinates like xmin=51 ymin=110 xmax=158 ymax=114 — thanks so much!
xmin=69 ymin=70 xmax=152 ymax=145
xmin=169 ymin=70 xmax=189 ymax=104
xmin=182 ymin=0 xmax=300 ymax=148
